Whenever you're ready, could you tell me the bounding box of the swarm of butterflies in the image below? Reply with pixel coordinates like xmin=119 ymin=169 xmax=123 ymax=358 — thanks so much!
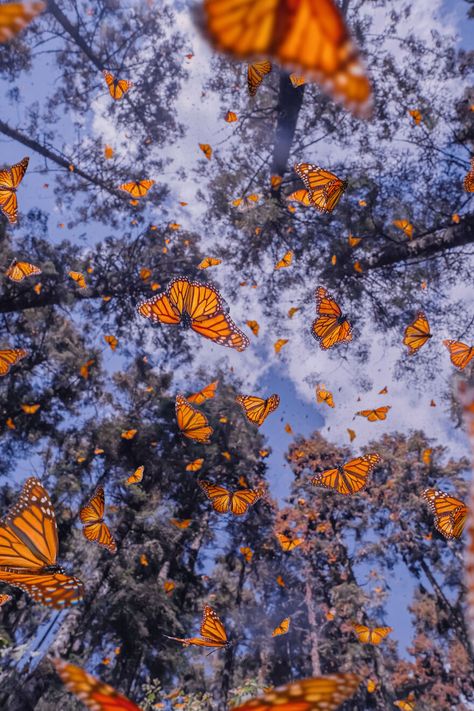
xmin=0 ymin=1 xmax=472 ymax=710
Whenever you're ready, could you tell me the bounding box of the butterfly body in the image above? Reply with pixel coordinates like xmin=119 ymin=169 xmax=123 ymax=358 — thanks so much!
xmin=0 ymin=157 xmax=29 ymax=223
xmin=198 ymin=479 xmax=264 ymax=515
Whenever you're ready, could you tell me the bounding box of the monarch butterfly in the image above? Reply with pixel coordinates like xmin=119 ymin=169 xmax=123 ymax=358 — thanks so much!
xmin=276 ymin=532 xmax=303 ymax=551
xmin=274 ymin=338 xmax=288 ymax=353
xmin=202 ymin=0 xmax=372 ymax=116
xmin=79 ymin=486 xmax=117 ymax=554
xmin=198 ymin=479 xmax=264 ymax=516
xmin=247 ymin=60 xmax=272 ymax=96
xmin=274 ymin=251 xmax=293 ymax=270
xmin=232 ymin=674 xmax=361 ymax=710
xmin=0 ymin=156 xmax=28 ymax=224
xmin=294 ymin=163 xmax=347 ymax=212
xmin=0 ymin=348 xmax=27 ymax=376
xmin=20 ymin=403 xmax=40 ymax=414
xmin=199 ymin=143 xmax=212 ymax=159
xmin=316 ymin=386 xmax=335 ymax=408
xmin=347 ymin=428 xmax=356 ymax=442
xmin=121 ymin=428 xmax=137 ymax=440
xmin=53 ymin=659 xmax=140 ymax=711
xmin=186 ymin=458 xmax=204 ymax=472
xmin=68 ymin=270 xmax=87 ymax=289
xmin=164 ymin=604 xmax=230 ymax=648
xmin=0 ymin=478 xmax=83 ymax=607
xmin=0 ymin=2 xmax=44 ymax=43
xmin=312 ymin=286 xmax=352 ymax=350
xmin=104 ymin=334 xmax=118 ymax=351
xmin=240 ymin=546 xmax=253 ymax=563
xmin=443 ymin=340 xmax=474 ymax=370
xmin=176 ymin=395 xmax=213 ymax=443
xmin=198 ymin=256 xmax=222 ymax=269
xmin=290 ymin=73 xmax=306 ymax=88
xmin=5 ymin=259 xmax=41 ymax=282
xmin=187 ymin=380 xmax=218 ymax=405
xmin=287 ymin=189 xmax=312 ymax=206
xmin=355 ymin=407 xmax=391 ymax=422
xmin=125 ymin=465 xmax=144 ymax=485
xmin=164 ymin=580 xmax=175 ymax=594
xmin=393 ymin=219 xmax=414 ymax=239
xmin=352 ymin=623 xmax=392 ymax=644
xmin=394 ymin=700 xmax=415 ymax=711
xmin=403 ymin=312 xmax=432 ymax=354
xmin=0 ymin=594 xmax=11 ymax=606
xmin=311 ymin=454 xmax=381 ymax=495
xmin=422 ymin=488 xmax=467 ymax=539
xmin=272 ymin=616 xmax=290 ymax=637
xmin=225 ymin=110 xmax=238 ymax=122
xmin=236 ymin=393 xmax=280 ymax=427
xmin=246 ymin=320 xmax=260 ymax=336
xmin=138 ymin=276 xmax=249 ymax=351
xmin=232 ymin=193 xmax=261 ymax=210
xmin=103 ymin=70 xmax=133 ymax=100
xmin=348 ymin=234 xmax=362 ymax=248
xmin=464 ymin=157 xmax=474 ymax=193
xmin=119 ymin=179 xmax=154 ymax=197
xmin=170 ymin=518 xmax=192 ymax=529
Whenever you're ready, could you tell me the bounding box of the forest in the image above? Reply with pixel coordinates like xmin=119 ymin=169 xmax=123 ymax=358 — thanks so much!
xmin=0 ymin=0 xmax=473 ymax=709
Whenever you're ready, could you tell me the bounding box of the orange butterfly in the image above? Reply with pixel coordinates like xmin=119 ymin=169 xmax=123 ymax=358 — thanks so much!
xmin=276 ymin=532 xmax=303 ymax=551
xmin=312 ymin=286 xmax=352 ymax=350
xmin=464 ymin=157 xmax=474 ymax=192
xmin=225 ymin=110 xmax=238 ymax=122
xmin=274 ymin=338 xmax=288 ymax=353
xmin=289 ymin=73 xmax=306 ymax=87
xmin=53 ymin=659 xmax=140 ymax=711
xmin=68 ymin=270 xmax=87 ymax=289
xmin=20 ymin=403 xmax=40 ymax=414
xmin=274 ymin=250 xmax=293 ymax=270
xmin=125 ymin=466 xmax=144 ymax=485
xmin=199 ymin=143 xmax=212 ymax=159
xmin=247 ymin=60 xmax=272 ymax=95
xmin=352 ymin=623 xmax=392 ymax=644
xmin=236 ymin=393 xmax=280 ymax=427
xmin=294 ymin=163 xmax=347 ymax=213
xmin=240 ymin=546 xmax=253 ymax=563
xmin=355 ymin=407 xmax=391 ymax=422
xmin=0 ymin=478 xmax=83 ymax=607
xmin=0 ymin=348 xmax=27 ymax=376
xmin=316 ymin=386 xmax=335 ymax=408
xmin=0 ymin=2 xmax=45 ymax=43
xmin=394 ymin=700 xmax=415 ymax=711
xmin=119 ymin=179 xmax=154 ymax=197
xmin=121 ymin=428 xmax=137 ymax=439
xmin=165 ymin=604 xmax=230 ymax=649
xmin=0 ymin=594 xmax=11 ymax=606
xmin=104 ymin=335 xmax=118 ymax=351
xmin=138 ymin=276 xmax=249 ymax=351
xmin=187 ymin=380 xmax=218 ymax=405
xmin=232 ymin=674 xmax=361 ymax=710
xmin=5 ymin=259 xmax=41 ymax=282
xmin=403 ymin=312 xmax=432 ymax=354
xmin=246 ymin=319 xmax=260 ymax=336
xmin=79 ymin=486 xmax=117 ymax=554
xmin=203 ymin=0 xmax=371 ymax=115
xmin=198 ymin=256 xmax=221 ymax=269
xmin=311 ymin=454 xmax=381 ymax=495
xmin=422 ymin=488 xmax=467 ymax=539
xmin=186 ymin=458 xmax=204 ymax=472
xmin=272 ymin=616 xmax=290 ymax=637
xmin=170 ymin=518 xmax=192 ymax=529
xmin=164 ymin=580 xmax=175 ymax=594
xmin=198 ymin=480 xmax=264 ymax=516
xmin=0 ymin=156 xmax=28 ymax=223
xmin=443 ymin=340 xmax=474 ymax=370
xmin=103 ymin=70 xmax=133 ymax=100
xmin=175 ymin=395 xmax=213 ymax=443
xmin=393 ymin=219 xmax=413 ymax=240
xmin=287 ymin=189 xmax=312 ymax=206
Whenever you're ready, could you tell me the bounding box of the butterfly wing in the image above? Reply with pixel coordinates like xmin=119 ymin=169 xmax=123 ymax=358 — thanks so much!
xmin=6 ymin=260 xmax=41 ymax=281
xmin=199 ymin=605 xmax=229 ymax=646
xmin=247 ymin=60 xmax=272 ymax=95
xmin=229 ymin=488 xmax=263 ymax=516
xmin=80 ymin=487 xmax=116 ymax=554
xmin=403 ymin=312 xmax=431 ymax=354
xmin=0 ymin=157 xmax=28 ymax=223
xmin=198 ymin=480 xmax=231 ymax=513
xmin=443 ymin=340 xmax=474 ymax=370
xmin=53 ymin=659 xmax=140 ymax=711
xmin=312 ymin=454 xmax=380 ymax=495
xmin=295 ymin=163 xmax=347 ymax=213
xmin=272 ymin=617 xmax=290 ymax=637
xmin=0 ymin=2 xmax=45 ymax=43
xmin=312 ymin=287 xmax=352 ymax=349
xmin=0 ymin=569 xmax=83 ymax=607
xmin=423 ymin=488 xmax=467 ymax=539
xmin=175 ymin=395 xmax=213 ymax=443
xmin=276 ymin=533 xmax=302 ymax=551
xmin=236 ymin=394 xmax=280 ymax=426
xmin=232 ymin=674 xmax=361 ymax=710
xmin=287 ymin=189 xmax=312 ymax=206
xmin=0 ymin=348 xmax=27 ymax=376
xmin=369 ymin=626 xmax=393 ymax=644
xmin=187 ymin=379 xmax=219 ymax=404
xmin=185 ymin=280 xmax=249 ymax=351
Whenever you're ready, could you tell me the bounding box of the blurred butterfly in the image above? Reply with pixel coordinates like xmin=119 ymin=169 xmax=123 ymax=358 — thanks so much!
xmin=187 ymin=380 xmax=218 ymax=405
xmin=270 ymin=175 xmax=283 ymax=189
xmin=103 ymin=70 xmax=133 ymax=100
xmin=287 ymin=189 xmax=312 ymax=206
xmin=443 ymin=340 xmax=474 ymax=370
xmin=164 ymin=604 xmax=230 ymax=649
xmin=0 ymin=594 xmax=11 ymax=606
xmin=175 ymin=395 xmax=213 ymax=443
xmin=311 ymin=454 xmax=381 ymax=495
xmin=104 ymin=334 xmax=118 ymax=351
xmin=422 ymin=488 xmax=467 ymax=539
xmin=288 ymin=307 xmax=300 ymax=318
xmin=246 ymin=320 xmax=260 ymax=336
xmin=0 ymin=478 xmax=83 ymax=607
xmin=272 ymin=616 xmax=290 ymax=637
xmin=225 ymin=110 xmax=238 ymax=122
xmin=274 ymin=251 xmax=293 ymax=270
xmin=170 ymin=519 xmax=192 ymax=529
xmin=0 ymin=156 xmax=28 ymax=223
xmin=276 ymin=532 xmax=303 ymax=551
xmin=164 ymin=580 xmax=175 ymax=594
xmin=198 ymin=256 xmax=221 ymax=269
xmin=0 ymin=2 xmax=45 ymax=43
xmin=422 ymin=448 xmax=432 ymax=466
xmin=232 ymin=193 xmax=261 ymax=210
xmin=393 ymin=219 xmax=413 ymax=240
xmin=394 ymin=700 xmax=415 ymax=711
xmin=276 ymin=575 xmax=285 ymax=587
xmin=138 ymin=276 xmax=249 ymax=351
xmin=68 ymin=270 xmax=87 ymax=289
xmin=347 ymin=429 xmax=356 ymax=442
xmin=378 ymin=386 xmax=388 ymax=395
xmin=231 ymin=674 xmax=361 ymax=710
xmin=80 ymin=486 xmax=117 ymax=554
xmin=125 ymin=466 xmax=144 ymax=485
xmin=355 ymin=407 xmax=391 ymax=422
xmin=119 ymin=179 xmax=154 ymax=197
xmin=0 ymin=348 xmax=27 ymax=376
xmin=236 ymin=393 xmax=280 ymax=427
xmin=366 ymin=679 xmax=377 ymax=693
xmin=186 ymin=458 xmax=204 ymax=472
xmin=199 ymin=143 xmax=212 ymax=159
xmin=290 ymin=73 xmax=306 ymax=87
xmin=53 ymin=659 xmax=140 ymax=711
xmin=464 ymin=157 xmax=474 ymax=193
xmin=352 ymin=623 xmax=392 ymax=644
xmin=403 ymin=312 xmax=431 ymax=354
xmin=121 ymin=429 xmax=137 ymax=439
xmin=294 ymin=164 xmax=347 ymax=213
xmin=198 ymin=480 xmax=264 ymax=516
xmin=274 ymin=338 xmax=288 ymax=353
xmin=20 ymin=403 xmax=40 ymax=414
xmin=247 ymin=60 xmax=272 ymax=95
xmin=5 ymin=259 xmax=41 ymax=282
xmin=203 ymin=0 xmax=371 ymax=115
xmin=312 ymin=286 xmax=352 ymax=350
xmin=348 ymin=234 xmax=362 ymax=247
xmin=240 ymin=547 xmax=253 ymax=563
xmin=316 ymin=386 xmax=335 ymax=408
xmin=409 ymin=109 xmax=422 ymax=125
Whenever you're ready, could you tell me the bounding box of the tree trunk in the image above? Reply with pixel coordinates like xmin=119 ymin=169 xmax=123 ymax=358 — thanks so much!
xmin=270 ymin=71 xmax=305 ymax=194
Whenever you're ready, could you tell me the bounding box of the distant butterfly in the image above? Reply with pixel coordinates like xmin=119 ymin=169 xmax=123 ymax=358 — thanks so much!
xmin=0 ymin=2 xmax=45 ymax=43
xmin=236 ymin=393 xmax=280 ymax=427
xmin=316 ymin=386 xmax=335 ymax=408
xmin=170 ymin=518 xmax=192 ymax=529
xmin=0 ymin=348 xmax=27 ymax=376
xmin=104 ymin=335 xmax=118 ymax=351
xmin=290 ymin=73 xmax=306 ymax=88
xmin=199 ymin=143 xmax=212 ymax=159
xmin=103 ymin=70 xmax=133 ymax=100
xmin=231 ymin=673 xmax=361 ymax=710
xmin=20 ymin=403 xmax=40 ymax=414
xmin=274 ymin=251 xmax=293 ymax=270
xmin=355 ymin=407 xmax=391 ymax=422
xmin=422 ymin=488 xmax=467 ymax=539
xmin=0 ymin=594 xmax=11 ymax=606
xmin=138 ymin=276 xmax=249 ymax=351
xmin=53 ymin=659 xmax=140 ymax=711
xmin=394 ymin=700 xmax=415 ymax=711
xmin=464 ymin=157 xmax=474 ymax=192
xmin=276 ymin=575 xmax=285 ymax=587
xmin=187 ymin=380 xmax=218 ymax=405
xmin=312 ymin=286 xmax=352 ymax=350
xmin=0 ymin=478 xmax=83 ymax=607
xmin=247 ymin=60 xmax=272 ymax=96
xmin=0 ymin=156 xmax=28 ymax=223
xmin=125 ymin=466 xmax=144 ymax=485
xmin=274 ymin=338 xmax=288 ymax=353
xmin=393 ymin=219 xmax=413 ymax=240
xmin=80 ymin=486 xmax=117 ymax=554
xmin=164 ymin=604 xmax=230 ymax=649
xmin=240 ymin=546 xmax=253 ymax=563
xmin=422 ymin=448 xmax=432 ymax=466
xmin=246 ymin=320 xmax=260 ymax=336
xmin=347 ymin=428 xmax=356 ymax=442
xmin=225 ymin=110 xmax=238 ymax=122
xmin=294 ymin=164 xmax=347 ymax=213
xmin=348 ymin=234 xmax=362 ymax=247
xmin=311 ymin=454 xmax=381 ymax=495
xmin=409 ymin=109 xmax=422 ymax=125
xmin=121 ymin=429 xmax=137 ymax=439
xmin=186 ymin=458 xmax=204 ymax=472
xmin=232 ymin=193 xmax=261 ymax=210
xmin=164 ymin=580 xmax=175 ymax=594
xmin=5 ymin=259 xmax=41 ymax=282
xmin=276 ymin=532 xmax=303 ymax=551
xmin=119 ymin=179 xmax=154 ymax=197
xmin=352 ymin=623 xmax=392 ymax=644
xmin=272 ymin=616 xmax=290 ymax=637
xmin=198 ymin=480 xmax=264 ymax=516
xmin=68 ymin=270 xmax=87 ymax=289
xmin=443 ymin=340 xmax=474 ymax=370
xmin=198 ymin=256 xmax=221 ymax=269
xmin=203 ymin=0 xmax=372 ymax=116
xmin=403 ymin=312 xmax=432 ymax=354
xmin=176 ymin=395 xmax=213 ymax=443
